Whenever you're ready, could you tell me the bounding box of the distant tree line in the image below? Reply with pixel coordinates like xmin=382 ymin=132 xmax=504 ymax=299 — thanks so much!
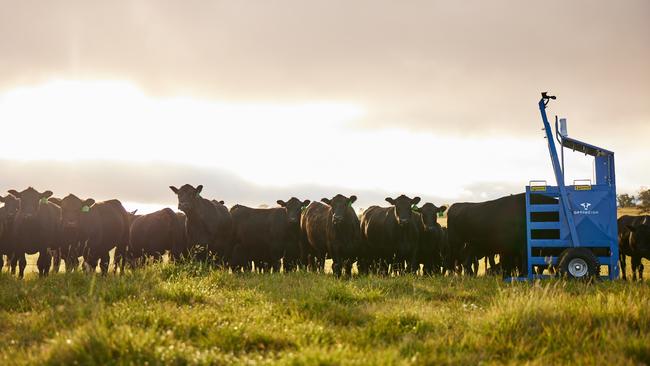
xmin=617 ymin=188 xmax=650 ymax=213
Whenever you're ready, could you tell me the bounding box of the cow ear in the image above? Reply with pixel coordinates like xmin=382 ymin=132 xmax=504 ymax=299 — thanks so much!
xmin=8 ymin=190 xmax=20 ymax=197
xmin=195 ymin=185 xmax=203 ymax=194
xmin=219 ymin=200 xmax=225 ymax=205
xmin=302 ymin=199 xmax=311 ymax=207
xmin=48 ymin=197 xmax=62 ymax=206
xmin=349 ymin=195 xmax=357 ymax=204
xmin=438 ymin=205 xmax=447 ymax=213
xmin=83 ymin=199 xmax=95 ymax=207
xmin=277 ymin=200 xmax=287 ymax=207
xmin=169 ymin=186 xmax=179 ymax=194
xmin=385 ymin=197 xmax=395 ymax=205
xmin=131 ymin=209 xmax=138 ymax=215
xmin=626 ymin=225 xmax=637 ymax=232
xmin=412 ymin=197 xmax=421 ymax=205
xmin=321 ymin=198 xmax=331 ymax=205
xmin=0 ymin=196 xmax=5 ymax=203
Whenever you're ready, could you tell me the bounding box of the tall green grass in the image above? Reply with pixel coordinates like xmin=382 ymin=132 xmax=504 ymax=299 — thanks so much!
xmin=1 ymin=264 xmax=648 ymax=365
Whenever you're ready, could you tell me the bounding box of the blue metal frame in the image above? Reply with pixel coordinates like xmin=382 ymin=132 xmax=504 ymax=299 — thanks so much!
xmin=514 ymin=94 xmax=619 ymax=280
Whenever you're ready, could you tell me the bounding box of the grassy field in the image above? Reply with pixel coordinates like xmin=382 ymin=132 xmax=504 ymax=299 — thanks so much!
xmin=2 ymin=208 xmax=649 ymax=365
xmin=1 ymin=264 xmax=649 ymax=365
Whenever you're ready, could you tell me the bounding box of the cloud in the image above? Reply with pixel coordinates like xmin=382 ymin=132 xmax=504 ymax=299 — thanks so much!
xmin=0 ymin=159 xmax=528 ymax=212
xmin=0 ymin=0 xmax=647 ymax=136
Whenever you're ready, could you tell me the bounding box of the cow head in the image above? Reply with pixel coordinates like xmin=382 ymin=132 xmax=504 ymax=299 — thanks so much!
xmin=414 ymin=202 xmax=447 ymax=233
xmin=8 ymin=187 xmax=53 ymax=221
xmin=0 ymin=194 xmax=20 ymax=219
xmin=170 ymin=184 xmax=203 ymax=213
xmin=54 ymin=194 xmax=95 ymax=229
xmin=322 ymin=194 xmax=357 ymax=226
xmin=627 ymin=220 xmax=650 ymax=255
xmin=277 ymin=197 xmax=311 ymax=225
xmin=386 ymin=195 xmax=420 ymax=227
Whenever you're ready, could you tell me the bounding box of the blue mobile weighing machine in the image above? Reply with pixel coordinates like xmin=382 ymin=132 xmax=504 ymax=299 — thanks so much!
xmin=518 ymin=92 xmax=618 ymax=280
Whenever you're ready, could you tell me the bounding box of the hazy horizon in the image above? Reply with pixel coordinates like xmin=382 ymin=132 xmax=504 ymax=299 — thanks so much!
xmin=1 ymin=1 xmax=648 ymax=212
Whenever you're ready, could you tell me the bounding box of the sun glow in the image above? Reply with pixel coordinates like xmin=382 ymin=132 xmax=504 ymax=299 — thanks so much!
xmin=1 ymin=79 xmax=584 ymax=202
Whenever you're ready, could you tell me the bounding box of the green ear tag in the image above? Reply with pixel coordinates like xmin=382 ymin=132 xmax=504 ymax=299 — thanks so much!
xmin=348 ymin=201 xmax=353 ymax=208
xmin=301 ymin=206 xmax=307 ymax=212
xmin=81 ymin=206 xmax=90 ymax=213
xmin=411 ymin=204 xmax=418 ymax=212
xmin=39 ymin=198 xmax=48 ymax=205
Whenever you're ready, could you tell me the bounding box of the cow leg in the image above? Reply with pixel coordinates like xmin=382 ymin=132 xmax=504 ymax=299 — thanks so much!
xmin=10 ymin=252 xmax=19 ymax=276
xmin=99 ymin=252 xmax=110 ymax=275
xmin=640 ymin=262 xmax=645 ymax=281
xmin=229 ymin=245 xmax=245 ymax=273
xmin=379 ymin=260 xmax=390 ymax=276
xmin=18 ymin=254 xmax=27 ymax=279
xmin=343 ymin=259 xmax=353 ymax=277
xmin=0 ymin=255 xmax=4 ymax=273
xmin=83 ymin=255 xmax=99 ymax=273
xmin=67 ymin=255 xmax=80 ymax=273
xmin=113 ymin=244 xmax=127 ymax=274
xmin=463 ymin=256 xmax=475 ymax=277
xmin=619 ymin=253 xmax=627 ymax=280
xmin=37 ymin=250 xmax=52 ymax=277
xmin=632 ymin=256 xmax=640 ymax=281
xmin=408 ymin=249 xmax=419 ymax=275
xmin=357 ymin=258 xmax=369 ymax=276
xmin=51 ymin=248 xmax=61 ymax=273
xmin=331 ymin=257 xmax=342 ymax=277
xmin=272 ymin=260 xmax=281 ymax=273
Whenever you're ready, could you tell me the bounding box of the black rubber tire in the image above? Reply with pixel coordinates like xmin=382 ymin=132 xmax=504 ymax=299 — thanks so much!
xmin=558 ymin=248 xmax=600 ymax=280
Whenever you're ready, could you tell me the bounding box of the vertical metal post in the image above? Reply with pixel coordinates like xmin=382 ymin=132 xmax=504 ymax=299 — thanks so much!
xmin=538 ymin=98 xmax=581 ymax=248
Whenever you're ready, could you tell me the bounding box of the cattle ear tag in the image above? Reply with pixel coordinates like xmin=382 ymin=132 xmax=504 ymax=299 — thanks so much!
xmin=39 ymin=198 xmax=48 ymax=205
xmin=411 ymin=204 xmax=418 ymax=212
xmin=348 ymin=201 xmax=352 ymax=208
xmin=301 ymin=206 xmax=307 ymax=212
xmin=81 ymin=206 xmax=90 ymax=213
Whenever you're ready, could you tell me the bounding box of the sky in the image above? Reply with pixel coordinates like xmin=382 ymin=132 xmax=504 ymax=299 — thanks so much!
xmin=1 ymin=1 xmax=648 ymax=212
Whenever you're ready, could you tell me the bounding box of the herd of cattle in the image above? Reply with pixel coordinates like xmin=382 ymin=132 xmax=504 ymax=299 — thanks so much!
xmin=0 ymin=185 xmax=648 ymax=280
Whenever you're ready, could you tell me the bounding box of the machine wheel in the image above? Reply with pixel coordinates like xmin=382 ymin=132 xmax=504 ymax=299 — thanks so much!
xmin=558 ymin=248 xmax=600 ymax=280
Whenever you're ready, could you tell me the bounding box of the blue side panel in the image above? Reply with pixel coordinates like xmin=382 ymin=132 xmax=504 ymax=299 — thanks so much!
xmin=525 ymin=184 xmax=619 ymax=279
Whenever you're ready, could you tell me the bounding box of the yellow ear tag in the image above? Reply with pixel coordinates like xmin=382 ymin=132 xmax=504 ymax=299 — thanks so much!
xmin=81 ymin=206 xmax=90 ymax=213
xmin=39 ymin=198 xmax=48 ymax=204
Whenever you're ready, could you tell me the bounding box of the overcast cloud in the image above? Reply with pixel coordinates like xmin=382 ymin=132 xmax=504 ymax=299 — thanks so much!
xmin=0 ymin=1 xmax=648 ymax=206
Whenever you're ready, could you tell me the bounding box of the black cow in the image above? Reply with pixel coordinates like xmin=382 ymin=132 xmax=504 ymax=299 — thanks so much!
xmin=0 ymin=195 xmax=19 ymax=271
xmin=49 ymin=194 xmax=130 ymax=274
xmin=112 ymin=209 xmax=140 ymax=272
xmin=618 ymin=215 xmax=650 ymax=280
xmin=230 ymin=197 xmax=310 ymax=272
xmin=127 ymin=208 xmax=187 ymax=267
xmin=413 ymin=203 xmax=446 ymax=275
xmin=169 ymin=184 xmax=233 ymax=265
xmin=7 ymin=188 xmax=61 ymax=278
xmin=446 ymin=193 xmax=557 ymax=277
xmin=301 ymin=194 xmax=360 ymax=277
xmin=359 ymin=195 xmax=421 ymax=275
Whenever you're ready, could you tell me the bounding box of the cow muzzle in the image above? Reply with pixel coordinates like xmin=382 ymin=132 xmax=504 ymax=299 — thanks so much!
xmin=332 ymin=215 xmax=344 ymax=225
